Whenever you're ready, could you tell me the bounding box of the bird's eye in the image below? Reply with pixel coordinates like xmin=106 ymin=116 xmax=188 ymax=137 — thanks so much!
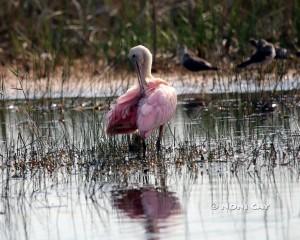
xmin=132 ymin=54 xmax=136 ymax=58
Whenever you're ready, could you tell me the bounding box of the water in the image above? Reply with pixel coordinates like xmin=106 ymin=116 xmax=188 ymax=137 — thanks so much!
xmin=3 ymin=70 xmax=300 ymax=99
xmin=0 ymin=95 xmax=300 ymax=240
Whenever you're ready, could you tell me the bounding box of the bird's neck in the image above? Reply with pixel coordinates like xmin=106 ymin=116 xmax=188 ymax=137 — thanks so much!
xmin=180 ymin=52 xmax=190 ymax=65
xmin=142 ymin=56 xmax=153 ymax=81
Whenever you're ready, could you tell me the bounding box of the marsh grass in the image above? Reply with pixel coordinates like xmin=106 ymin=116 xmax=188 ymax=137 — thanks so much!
xmin=1 ymin=87 xmax=299 ymax=176
xmin=1 ymin=0 xmax=300 ymax=69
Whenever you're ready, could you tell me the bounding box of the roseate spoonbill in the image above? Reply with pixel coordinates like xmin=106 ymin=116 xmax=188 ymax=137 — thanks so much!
xmin=106 ymin=45 xmax=177 ymax=153
xmin=178 ymin=46 xmax=218 ymax=72
xmin=237 ymin=39 xmax=275 ymax=68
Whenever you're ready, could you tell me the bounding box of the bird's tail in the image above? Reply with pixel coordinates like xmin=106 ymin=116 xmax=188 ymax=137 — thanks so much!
xmin=237 ymin=60 xmax=252 ymax=69
xmin=210 ymin=66 xmax=219 ymax=71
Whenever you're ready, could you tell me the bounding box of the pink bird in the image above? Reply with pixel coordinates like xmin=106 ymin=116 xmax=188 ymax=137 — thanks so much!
xmin=112 ymin=187 xmax=180 ymax=235
xmin=106 ymin=45 xmax=177 ymax=153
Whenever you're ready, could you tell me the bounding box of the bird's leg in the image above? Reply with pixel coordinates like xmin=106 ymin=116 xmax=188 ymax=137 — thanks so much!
xmin=258 ymin=65 xmax=265 ymax=89
xmin=211 ymin=77 xmax=216 ymax=91
xmin=156 ymin=125 xmax=164 ymax=153
xmin=127 ymin=135 xmax=131 ymax=151
xmin=142 ymin=139 xmax=147 ymax=158
xmin=128 ymin=133 xmax=143 ymax=153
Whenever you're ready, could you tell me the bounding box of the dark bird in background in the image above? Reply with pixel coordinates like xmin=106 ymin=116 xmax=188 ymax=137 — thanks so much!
xmin=274 ymin=47 xmax=289 ymax=59
xmin=237 ymin=39 xmax=276 ymax=69
xmin=251 ymin=38 xmax=290 ymax=60
xmin=221 ymin=36 xmax=239 ymax=61
xmin=178 ymin=45 xmax=218 ymax=72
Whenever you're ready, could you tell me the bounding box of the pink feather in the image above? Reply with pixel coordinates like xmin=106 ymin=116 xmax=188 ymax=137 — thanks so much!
xmin=106 ymin=79 xmax=177 ymax=138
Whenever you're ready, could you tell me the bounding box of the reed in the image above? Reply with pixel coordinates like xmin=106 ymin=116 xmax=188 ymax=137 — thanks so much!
xmin=0 ymin=0 xmax=299 ymax=68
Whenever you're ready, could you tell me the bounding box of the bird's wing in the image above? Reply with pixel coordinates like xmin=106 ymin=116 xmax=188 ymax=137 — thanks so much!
xmin=184 ymin=56 xmax=213 ymax=70
xmin=261 ymin=45 xmax=274 ymax=56
xmin=237 ymin=51 xmax=267 ymax=68
xmin=137 ymin=83 xmax=177 ymax=138
xmin=117 ymin=85 xmax=141 ymax=104
xmin=248 ymin=50 xmax=268 ymax=63
xmin=106 ymin=85 xmax=141 ymax=134
xmin=192 ymin=56 xmax=213 ymax=66
xmin=238 ymin=41 xmax=275 ymax=68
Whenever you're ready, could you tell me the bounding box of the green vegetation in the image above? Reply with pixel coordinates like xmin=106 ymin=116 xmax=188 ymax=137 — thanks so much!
xmin=0 ymin=0 xmax=299 ymax=67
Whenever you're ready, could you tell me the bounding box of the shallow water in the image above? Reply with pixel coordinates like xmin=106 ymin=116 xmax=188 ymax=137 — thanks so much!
xmin=0 ymin=95 xmax=300 ymax=240
xmin=2 ymin=70 xmax=300 ymax=99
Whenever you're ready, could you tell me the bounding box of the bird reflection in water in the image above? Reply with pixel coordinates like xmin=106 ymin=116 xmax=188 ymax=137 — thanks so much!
xmin=112 ymin=187 xmax=181 ymax=239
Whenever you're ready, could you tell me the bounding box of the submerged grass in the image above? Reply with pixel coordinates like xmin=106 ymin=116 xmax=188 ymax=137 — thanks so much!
xmin=0 ymin=86 xmax=300 ymax=239
xmin=0 ymin=91 xmax=299 ymax=177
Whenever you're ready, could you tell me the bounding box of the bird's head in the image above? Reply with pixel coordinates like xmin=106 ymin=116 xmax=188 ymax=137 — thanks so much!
xmin=249 ymin=38 xmax=269 ymax=49
xmin=128 ymin=45 xmax=152 ymax=94
xmin=128 ymin=45 xmax=152 ymax=67
xmin=177 ymin=45 xmax=189 ymax=63
xmin=257 ymin=39 xmax=269 ymax=48
xmin=249 ymin=38 xmax=259 ymax=48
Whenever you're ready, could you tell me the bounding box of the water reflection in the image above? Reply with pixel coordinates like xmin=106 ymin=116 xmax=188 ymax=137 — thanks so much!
xmin=112 ymin=187 xmax=180 ymax=240
xmin=0 ymin=95 xmax=299 ymax=240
